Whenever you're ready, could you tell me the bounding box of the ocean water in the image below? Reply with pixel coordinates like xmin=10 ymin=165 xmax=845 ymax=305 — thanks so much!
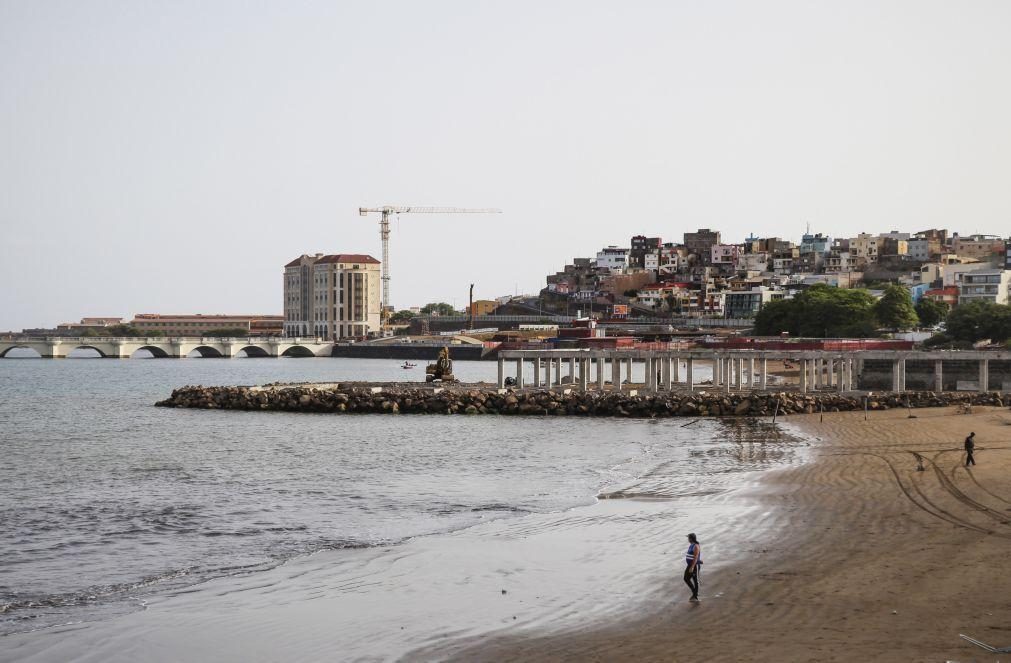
xmin=0 ymin=354 xmax=802 ymax=637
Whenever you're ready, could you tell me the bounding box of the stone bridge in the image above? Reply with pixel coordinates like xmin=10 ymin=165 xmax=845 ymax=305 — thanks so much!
xmin=0 ymin=337 xmax=333 ymax=359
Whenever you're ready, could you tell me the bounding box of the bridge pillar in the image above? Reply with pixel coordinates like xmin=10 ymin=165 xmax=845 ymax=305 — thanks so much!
xmin=686 ymin=357 xmax=694 ymax=391
xmin=799 ymin=360 xmax=808 ymax=394
xmin=515 ymin=359 xmax=524 ymax=389
xmin=579 ymin=358 xmax=589 ymax=392
xmin=532 ymin=358 xmax=541 ymax=388
xmin=596 ymin=358 xmax=605 ymax=390
xmin=661 ymin=357 xmax=671 ymax=391
xmin=172 ymin=342 xmax=187 ymax=359
xmin=759 ymin=357 xmax=768 ymax=390
xmin=978 ymin=359 xmax=989 ymax=393
xmin=934 ymin=359 xmax=943 ymax=392
xmin=611 ymin=357 xmax=621 ymax=391
xmin=497 ymin=357 xmax=505 ymax=388
xmin=44 ymin=342 xmax=64 ymax=358
xmin=672 ymin=356 xmax=680 ymax=384
xmin=554 ymin=358 xmax=561 ymax=384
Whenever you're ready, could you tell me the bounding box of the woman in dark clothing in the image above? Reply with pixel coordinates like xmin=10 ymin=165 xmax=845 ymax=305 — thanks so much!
xmin=684 ymin=532 xmax=701 ymax=601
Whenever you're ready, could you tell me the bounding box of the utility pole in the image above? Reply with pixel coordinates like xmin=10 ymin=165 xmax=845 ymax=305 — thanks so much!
xmin=469 ymin=283 xmax=475 ymax=331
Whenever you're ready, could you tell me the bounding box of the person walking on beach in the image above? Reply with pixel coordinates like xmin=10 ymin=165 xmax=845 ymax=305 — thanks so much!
xmin=965 ymin=432 xmax=976 ymax=467
xmin=684 ymin=533 xmax=702 ymax=601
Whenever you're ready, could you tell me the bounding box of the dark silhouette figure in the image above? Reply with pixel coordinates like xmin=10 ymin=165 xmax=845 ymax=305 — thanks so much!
xmin=965 ymin=432 xmax=976 ymax=466
xmin=684 ymin=532 xmax=702 ymax=601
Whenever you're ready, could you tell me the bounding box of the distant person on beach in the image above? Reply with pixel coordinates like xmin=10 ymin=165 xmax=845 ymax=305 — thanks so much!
xmin=684 ymin=533 xmax=702 ymax=601
xmin=965 ymin=432 xmax=976 ymax=466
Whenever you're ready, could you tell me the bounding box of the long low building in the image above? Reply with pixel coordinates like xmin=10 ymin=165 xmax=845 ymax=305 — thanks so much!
xmin=130 ymin=314 xmax=283 ymax=336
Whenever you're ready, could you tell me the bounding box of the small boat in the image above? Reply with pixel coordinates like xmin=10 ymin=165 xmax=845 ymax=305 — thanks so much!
xmin=401 ymin=362 xmax=417 ymax=369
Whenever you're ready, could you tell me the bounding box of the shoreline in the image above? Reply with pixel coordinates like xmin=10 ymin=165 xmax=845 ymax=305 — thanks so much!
xmin=440 ymin=406 xmax=1011 ymax=662
xmin=0 ymin=421 xmax=809 ymax=662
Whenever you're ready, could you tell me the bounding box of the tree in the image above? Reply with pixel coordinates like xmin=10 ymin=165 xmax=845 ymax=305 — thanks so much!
xmin=420 ymin=302 xmax=457 ymax=316
xmin=103 ymin=324 xmax=161 ymax=337
xmin=945 ymin=301 xmax=1011 ymax=343
xmin=753 ymin=284 xmax=879 ymax=338
xmin=874 ymin=284 xmax=919 ymax=331
xmin=914 ymin=298 xmax=948 ymax=327
xmin=389 ymin=310 xmax=416 ymax=324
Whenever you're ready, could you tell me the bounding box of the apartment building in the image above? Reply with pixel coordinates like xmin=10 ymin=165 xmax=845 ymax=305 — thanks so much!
xmin=131 ymin=314 xmax=283 ymax=336
xmin=951 ymin=234 xmax=1004 ymax=261
xmin=710 ymin=244 xmax=741 ymax=266
xmin=957 ymin=270 xmax=1011 ymax=306
xmin=283 ymin=253 xmax=381 ymax=339
xmin=628 ymin=235 xmax=662 ymax=269
xmin=595 ymin=246 xmax=629 ymax=273
xmin=850 ymin=233 xmax=884 ymax=265
xmin=724 ymin=287 xmax=784 ymax=318
xmin=684 ymin=229 xmax=721 ymax=263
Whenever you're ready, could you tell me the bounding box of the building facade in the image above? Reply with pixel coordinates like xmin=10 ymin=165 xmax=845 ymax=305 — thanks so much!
xmin=683 ymin=229 xmax=721 ymax=264
xmin=283 ymin=253 xmax=381 ymax=339
xmin=957 ymin=270 xmax=1011 ymax=306
xmin=595 ymin=246 xmax=629 ymax=273
xmin=131 ymin=314 xmax=283 ymax=336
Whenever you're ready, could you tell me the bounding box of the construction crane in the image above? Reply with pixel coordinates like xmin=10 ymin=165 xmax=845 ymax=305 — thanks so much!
xmin=358 ymin=206 xmax=502 ymax=324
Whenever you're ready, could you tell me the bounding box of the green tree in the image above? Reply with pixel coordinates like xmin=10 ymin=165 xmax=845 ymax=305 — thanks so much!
xmin=874 ymin=284 xmax=919 ymax=330
xmin=389 ymin=310 xmax=416 ymax=323
xmin=103 ymin=324 xmax=161 ymax=337
xmin=420 ymin=302 xmax=457 ymax=316
xmin=914 ymin=298 xmax=948 ymax=327
xmin=753 ymin=284 xmax=879 ymax=338
xmin=945 ymin=301 xmax=1011 ymax=343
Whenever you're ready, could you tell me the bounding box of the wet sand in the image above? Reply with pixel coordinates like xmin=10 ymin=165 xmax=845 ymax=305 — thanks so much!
xmin=446 ymin=407 xmax=1011 ymax=662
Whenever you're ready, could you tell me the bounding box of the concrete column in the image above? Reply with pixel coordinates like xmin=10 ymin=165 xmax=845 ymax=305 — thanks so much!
xmin=672 ymin=357 xmax=680 ymax=383
xmin=661 ymin=357 xmax=671 ymax=391
xmin=810 ymin=359 xmax=818 ymax=389
xmin=686 ymin=357 xmax=694 ymax=391
xmin=760 ymin=357 xmax=768 ymax=390
xmin=736 ymin=358 xmax=744 ymax=390
xmin=979 ymin=359 xmax=989 ymax=393
xmin=748 ymin=357 xmax=755 ymax=388
xmin=544 ymin=357 xmax=553 ymax=387
xmin=533 ymin=358 xmax=541 ymax=388
xmin=724 ymin=357 xmax=732 ymax=394
xmin=497 ymin=356 xmax=505 ymax=388
xmin=713 ymin=354 xmax=721 ymax=386
xmin=596 ymin=358 xmax=606 ymax=390
xmin=891 ymin=359 xmax=901 ymax=392
xmin=799 ymin=359 xmax=809 ymax=393
xmin=837 ymin=358 xmax=845 ymax=393
xmin=553 ymin=358 xmax=561 ymax=384
xmin=516 ymin=359 xmax=524 ymax=389
xmin=643 ymin=357 xmax=652 ymax=392
xmin=612 ymin=357 xmax=621 ymax=391
xmin=625 ymin=358 xmax=633 ymax=385
xmin=900 ymin=359 xmax=907 ymax=392
xmin=579 ymin=358 xmax=589 ymax=392
xmin=568 ymin=357 xmax=576 ymax=382
xmin=934 ymin=359 xmax=943 ymax=392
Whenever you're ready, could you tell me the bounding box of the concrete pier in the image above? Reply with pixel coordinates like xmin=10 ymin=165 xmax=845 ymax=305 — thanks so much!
xmin=496 ymin=349 xmax=1011 ymax=395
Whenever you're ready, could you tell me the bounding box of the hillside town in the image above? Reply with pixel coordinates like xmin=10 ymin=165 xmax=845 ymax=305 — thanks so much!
xmin=539 ymin=229 xmax=1011 ymax=320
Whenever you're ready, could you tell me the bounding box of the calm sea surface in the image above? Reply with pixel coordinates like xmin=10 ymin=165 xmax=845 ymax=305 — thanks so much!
xmin=0 ymin=354 xmax=803 ymax=636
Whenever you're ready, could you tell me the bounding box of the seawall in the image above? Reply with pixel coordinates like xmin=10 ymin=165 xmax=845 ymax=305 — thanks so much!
xmin=155 ymin=383 xmax=1008 ymax=417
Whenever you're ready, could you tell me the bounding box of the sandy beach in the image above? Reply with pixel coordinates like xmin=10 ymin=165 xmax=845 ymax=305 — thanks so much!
xmin=3 ymin=407 xmax=1009 ymax=662
xmin=448 ymin=406 xmax=1011 ymax=662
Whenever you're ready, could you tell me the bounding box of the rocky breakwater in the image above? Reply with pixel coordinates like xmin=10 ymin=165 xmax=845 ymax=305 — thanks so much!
xmin=155 ymin=384 xmax=1008 ymax=417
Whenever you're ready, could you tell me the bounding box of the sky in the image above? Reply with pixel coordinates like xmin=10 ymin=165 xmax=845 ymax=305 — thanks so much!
xmin=2 ymin=0 xmax=1010 ymax=330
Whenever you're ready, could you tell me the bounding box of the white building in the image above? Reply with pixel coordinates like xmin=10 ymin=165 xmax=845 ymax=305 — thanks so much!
xmin=595 ymin=246 xmax=629 ymax=273
xmin=283 ymin=253 xmax=382 ymax=339
xmin=957 ymin=270 xmax=1011 ymax=306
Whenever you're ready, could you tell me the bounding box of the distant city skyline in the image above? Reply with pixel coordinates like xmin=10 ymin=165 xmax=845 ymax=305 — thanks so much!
xmin=3 ymin=1 xmax=1011 ymax=330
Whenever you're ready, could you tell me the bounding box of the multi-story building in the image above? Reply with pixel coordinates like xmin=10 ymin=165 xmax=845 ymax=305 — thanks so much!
xmin=724 ymin=287 xmax=784 ymax=318
xmin=684 ymin=229 xmax=721 ymax=264
xmin=906 ymin=238 xmax=932 ymax=261
xmin=131 ymin=314 xmax=283 ymax=336
xmin=628 ymin=235 xmax=662 ymax=269
xmin=710 ymin=244 xmax=741 ymax=266
xmin=825 ymin=249 xmax=854 ymax=273
xmin=951 ymin=233 xmax=1004 ymax=262
xmin=850 ymin=233 xmax=884 ymax=265
xmin=799 ymin=233 xmax=832 ymax=254
xmin=283 ymin=253 xmax=381 ymax=339
xmin=1005 ymin=240 xmax=1011 ymax=270
xmin=957 ymin=270 xmax=1011 ymax=306
xmin=595 ymin=246 xmax=629 ymax=273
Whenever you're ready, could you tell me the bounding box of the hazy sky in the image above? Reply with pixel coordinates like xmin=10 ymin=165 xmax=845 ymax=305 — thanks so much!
xmin=2 ymin=1 xmax=1010 ymax=330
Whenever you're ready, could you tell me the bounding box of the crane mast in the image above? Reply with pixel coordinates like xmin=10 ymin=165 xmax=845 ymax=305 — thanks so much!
xmin=359 ymin=206 xmax=502 ymax=327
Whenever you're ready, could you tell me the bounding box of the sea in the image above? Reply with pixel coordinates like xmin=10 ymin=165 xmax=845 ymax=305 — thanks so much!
xmin=0 ymin=352 xmax=805 ymax=638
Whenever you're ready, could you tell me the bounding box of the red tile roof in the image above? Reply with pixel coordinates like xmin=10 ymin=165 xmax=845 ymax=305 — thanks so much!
xmin=284 ymin=257 xmax=304 ymax=267
xmin=315 ymin=254 xmax=380 ymax=265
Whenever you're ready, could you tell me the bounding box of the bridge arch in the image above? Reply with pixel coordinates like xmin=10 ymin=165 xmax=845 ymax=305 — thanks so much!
xmin=236 ymin=345 xmax=271 ymax=358
xmin=0 ymin=345 xmax=42 ymax=358
xmin=131 ymin=345 xmax=171 ymax=358
xmin=281 ymin=345 xmax=315 ymax=358
xmin=188 ymin=346 xmax=225 ymax=358
xmin=64 ymin=345 xmax=108 ymax=358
